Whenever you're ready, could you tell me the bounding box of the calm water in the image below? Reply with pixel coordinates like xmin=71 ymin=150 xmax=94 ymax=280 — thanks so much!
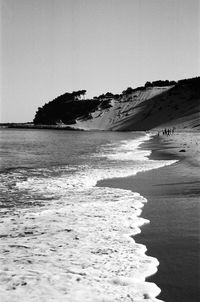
xmin=0 ymin=129 xmax=175 ymax=302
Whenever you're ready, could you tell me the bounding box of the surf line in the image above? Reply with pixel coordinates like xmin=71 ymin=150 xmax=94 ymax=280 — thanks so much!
xmin=96 ymin=133 xmax=177 ymax=301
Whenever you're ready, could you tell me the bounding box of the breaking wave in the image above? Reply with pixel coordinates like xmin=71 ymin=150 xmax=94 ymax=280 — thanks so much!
xmin=0 ymin=133 xmax=176 ymax=301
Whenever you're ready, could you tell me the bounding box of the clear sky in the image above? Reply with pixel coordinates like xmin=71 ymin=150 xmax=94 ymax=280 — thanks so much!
xmin=1 ymin=0 xmax=199 ymax=122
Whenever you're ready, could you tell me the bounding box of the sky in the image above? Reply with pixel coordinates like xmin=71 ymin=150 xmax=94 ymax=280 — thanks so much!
xmin=1 ymin=0 xmax=199 ymax=122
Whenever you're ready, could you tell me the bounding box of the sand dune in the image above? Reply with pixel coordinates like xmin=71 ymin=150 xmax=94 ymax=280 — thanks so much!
xmin=72 ymin=79 xmax=200 ymax=131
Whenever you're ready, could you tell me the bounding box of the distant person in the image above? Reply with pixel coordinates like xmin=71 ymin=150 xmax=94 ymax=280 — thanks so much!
xmin=167 ymin=129 xmax=170 ymax=135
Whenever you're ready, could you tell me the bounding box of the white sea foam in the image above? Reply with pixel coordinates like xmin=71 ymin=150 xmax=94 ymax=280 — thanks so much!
xmin=0 ymin=187 xmax=163 ymax=302
xmin=16 ymin=159 xmax=176 ymax=197
xmin=0 ymin=134 xmax=175 ymax=301
xmin=100 ymin=134 xmax=152 ymax=161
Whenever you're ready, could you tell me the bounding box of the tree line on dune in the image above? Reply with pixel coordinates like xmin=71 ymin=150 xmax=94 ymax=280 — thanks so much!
xmin=33 ymin=90 xmax=120 ymax=125
xmin=33 ymin=77 xmax=200 ymax=125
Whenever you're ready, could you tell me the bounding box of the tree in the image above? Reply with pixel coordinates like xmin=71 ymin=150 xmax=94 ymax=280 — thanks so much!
xmin=145 ymin=81 xmax=152 ymax=87
xmin=122 ymin=87 xmax=133 ymax=95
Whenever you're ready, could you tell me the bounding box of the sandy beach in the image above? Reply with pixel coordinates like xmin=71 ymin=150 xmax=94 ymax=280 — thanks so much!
xmin=98 ymin=131 xmax=200 ymax=302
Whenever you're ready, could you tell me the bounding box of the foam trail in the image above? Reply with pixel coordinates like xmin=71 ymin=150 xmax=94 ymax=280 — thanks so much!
xmin=0 ymin=133 xmax=175 ymax=301
xmin=0 ymin=188 xmax=164 ymax=301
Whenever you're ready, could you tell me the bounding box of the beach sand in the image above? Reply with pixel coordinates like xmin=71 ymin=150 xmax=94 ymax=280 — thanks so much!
xmin=98 ymin=131 xmax=200 ymax=302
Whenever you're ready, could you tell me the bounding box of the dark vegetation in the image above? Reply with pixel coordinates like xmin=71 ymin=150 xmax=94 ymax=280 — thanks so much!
xmin=34 ymin=90 xmax=100 ymax=125
xmin=33 ymin=77 xmax=200 ymax=125
xmin=122 ymin=86 xmax=145 ymax=95
xmin=33 ymin=89 xmax=116 ymax=125
xmin=145 ymin=80 xmax=177 ymax=87
xmin=94 ymin=92 xmax=118 ymax=99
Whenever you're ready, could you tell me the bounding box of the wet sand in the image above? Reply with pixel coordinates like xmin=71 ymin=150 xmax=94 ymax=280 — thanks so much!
xmin=98 ymin=131 xmax=200 ymax=302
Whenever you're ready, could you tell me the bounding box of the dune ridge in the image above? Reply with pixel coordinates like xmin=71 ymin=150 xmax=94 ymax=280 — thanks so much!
xmin=74 ymin=80 xmax=200 ymax=131
xmin=33 ymin=77 xmax=200 ymax=131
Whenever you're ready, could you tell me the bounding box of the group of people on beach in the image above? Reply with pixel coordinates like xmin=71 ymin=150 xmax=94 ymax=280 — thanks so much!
xmin=158 ymin=127 xmax=175 ymax=136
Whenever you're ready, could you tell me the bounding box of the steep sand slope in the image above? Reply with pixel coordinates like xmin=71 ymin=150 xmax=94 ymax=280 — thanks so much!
xmin=73 ymin=80 xmax=200 ymax=131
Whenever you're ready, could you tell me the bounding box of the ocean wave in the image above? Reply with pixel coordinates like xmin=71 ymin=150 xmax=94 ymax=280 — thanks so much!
xmin=0 ymin=134 xmax=175 ymax=301
xmin=0 ymin=187 xmax=163 ymax=302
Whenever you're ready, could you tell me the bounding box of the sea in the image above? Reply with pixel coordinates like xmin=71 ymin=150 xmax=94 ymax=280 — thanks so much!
xmin=0 ymin=129 xmax=176 ymax=302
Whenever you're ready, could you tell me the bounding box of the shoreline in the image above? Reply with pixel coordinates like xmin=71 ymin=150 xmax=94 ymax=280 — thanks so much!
xmin=0 ymin=124 xmax=82 ymax=131
xmin=98 ymin=131 xmax=200 ymax=302
xmin=0 ymin=131 xmax=175 ymax=301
